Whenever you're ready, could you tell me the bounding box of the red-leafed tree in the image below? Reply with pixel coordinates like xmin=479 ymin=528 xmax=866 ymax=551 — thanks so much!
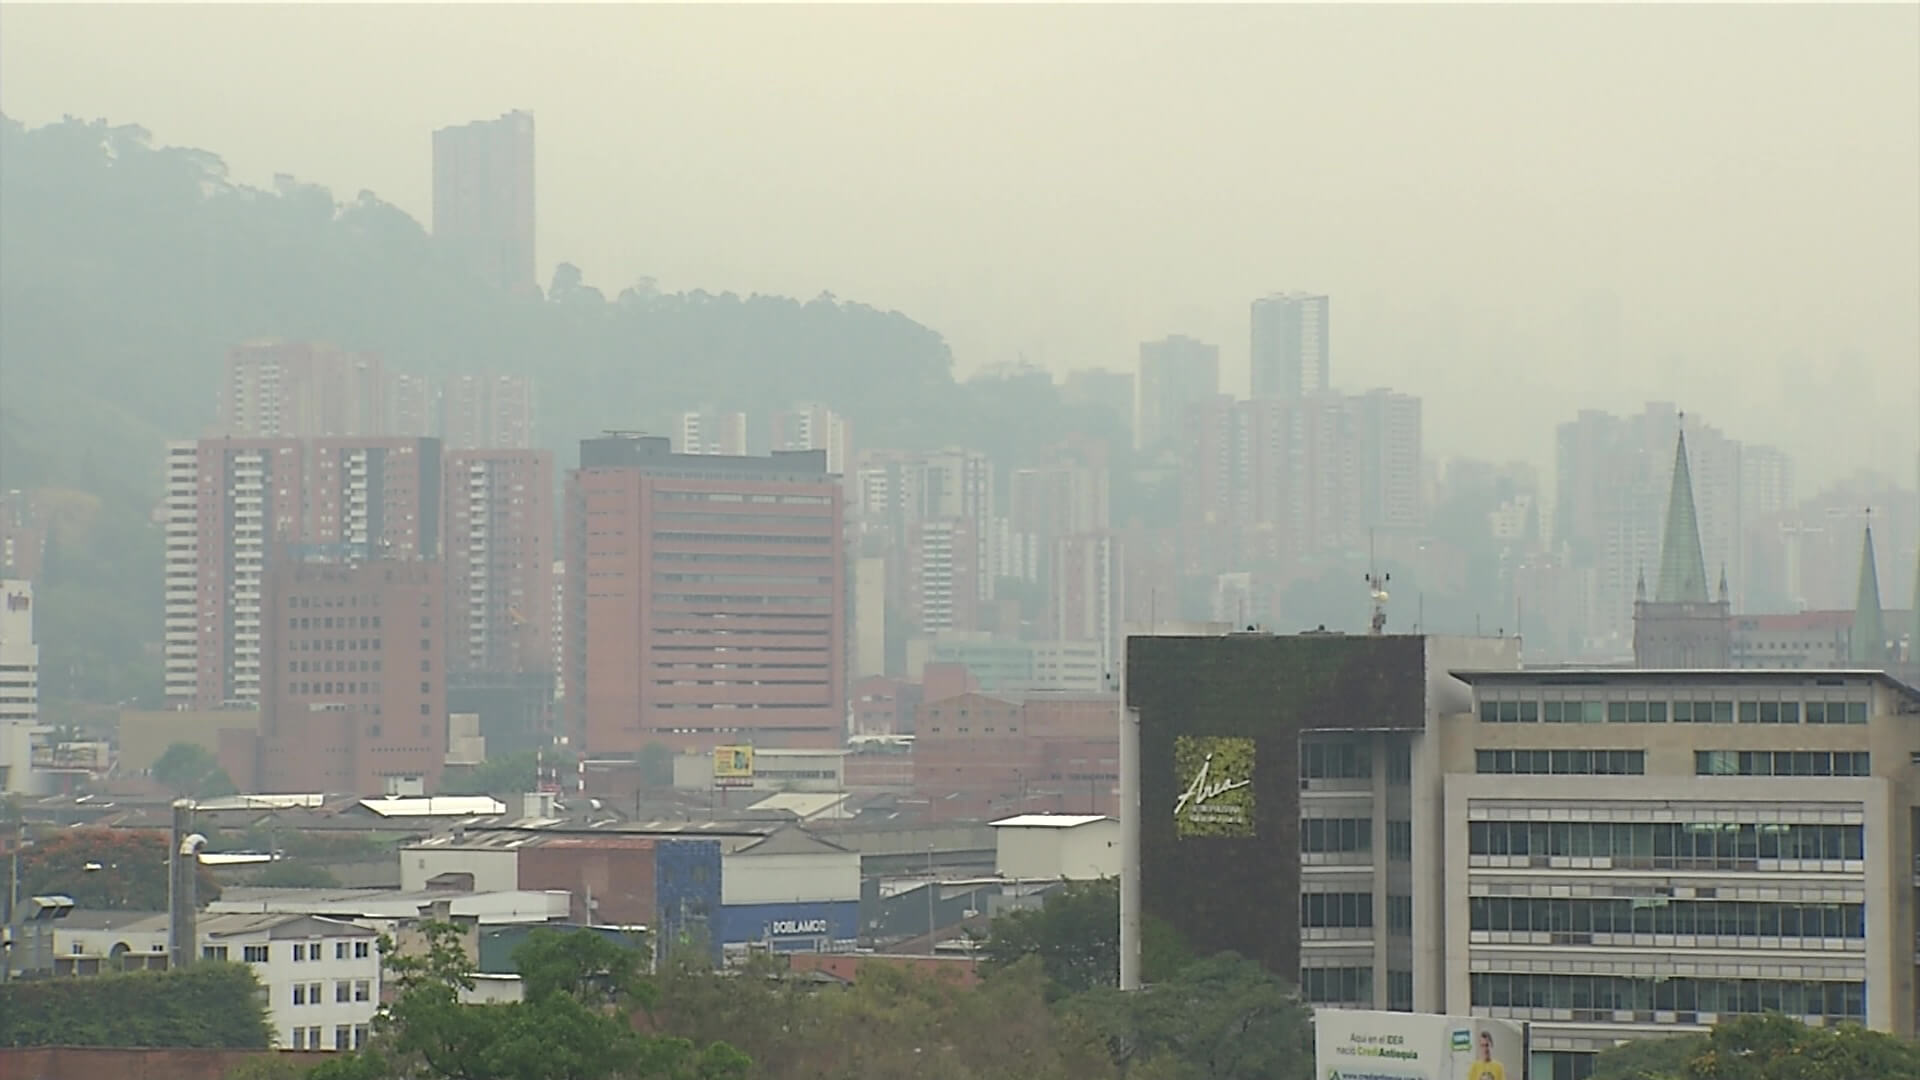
xmin=16 ymin=828 xmax=219 ymax=911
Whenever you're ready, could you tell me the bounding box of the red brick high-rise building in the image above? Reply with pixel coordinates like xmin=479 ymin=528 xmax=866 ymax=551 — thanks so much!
xmin=565 ymin=435 xmax=845 ymax=754
xmin=164 ymin=436 xmax=442 ymax=708
xmin=219 ymin=341 xmax=388 ymax=439
xmin=254 ymin=557 xmax=447 ymax=795
xmin=433 ymin=111 xmax=537 ymax=296
xmin=442 ymin=374 xmax=536 ymax=451
xmin=443 ymin=449 xmax=554 ymax=676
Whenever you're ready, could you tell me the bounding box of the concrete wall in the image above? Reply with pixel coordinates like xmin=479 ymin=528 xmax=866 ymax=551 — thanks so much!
xmin=117 ymin=709 xmax=261 ymax=775
xmin=721 ymin=851 xmax=860 ymax=906
xmin=399 ymin=846 xmax=519 ymax=893
xmin=995 ymin=821 xmax=1119 ymax=880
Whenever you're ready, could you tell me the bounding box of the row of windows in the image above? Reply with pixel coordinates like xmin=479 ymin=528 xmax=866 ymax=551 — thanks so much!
xmin=288 ymin=659 xmax=386 ymax=674
xmin=290 ymin=1024 xmax=368 ymax=1051
xmin=651 ymin=511 xmax=834 ymax=527
xmin=1301 ymin=742 xmax=1371 ymax=779
xmin=1300 ymin=817 xmax=1371 ymax=853
xmin=654 ymin=551 xmax=832 ymax=565
xmin=1301 ymin=892 xmax=1372 ymax=928
xmin=1696 ymin=751 xmax=1870 ymax=778
xmin=652 ymin=531 xmax=832 ymax=546
xmin=291 ymin=979 xmax=372 ymax=1005
xmin=290 ymin=616 xmax=384 ymax=631
xmin=288 ymin=637 xmax=379 ymax=652
xmin=1476 ymin=749 xmax=1644 ymax=776
xmin=1469 ymin=897 xmax=1866 ymax=938
xmin=288 ymin=595 xmax=380 ymax=609
xmin=1469 ymin=973 xmax=1866 ymax=1019
xmin=291 ymin=941 xmax=372 ymax=961
xmin=653 ymin=491 xmax=831 ymax=505
xmin=1301 ymin=966 xmax=1371 ymax=1003
xmin=1468 ymin=821 xmax=1864 ymax=862
xmin=1479 ymin=698 xmax=1869 ymax=726
xmin=654 ymin=594 xmax=833 ymax=607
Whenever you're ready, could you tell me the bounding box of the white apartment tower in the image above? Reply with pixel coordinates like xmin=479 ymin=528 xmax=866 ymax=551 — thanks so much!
xmin=771 ymin=403 xmax=851 ymax=477
xmin=1250 ymin=292 xmax=1331 ymax=399
xmin=678 ymin=410 xmax=749 ymax=456
xmin=0 ymin=580 xmax=43 ymax=796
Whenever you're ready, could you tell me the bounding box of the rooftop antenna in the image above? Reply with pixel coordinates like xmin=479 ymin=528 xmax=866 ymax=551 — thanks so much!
xmin=1365 ymin=528 xmax=1390 ymax=636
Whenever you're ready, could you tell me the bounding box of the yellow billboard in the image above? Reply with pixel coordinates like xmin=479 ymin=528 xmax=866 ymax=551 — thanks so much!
xmin=714 ymin=745 xmax=755 ymax=787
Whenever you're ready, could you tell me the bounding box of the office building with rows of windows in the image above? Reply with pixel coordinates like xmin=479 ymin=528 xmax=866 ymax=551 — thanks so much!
xmin=1438 ymin=668 xmax=1918 ymax=1080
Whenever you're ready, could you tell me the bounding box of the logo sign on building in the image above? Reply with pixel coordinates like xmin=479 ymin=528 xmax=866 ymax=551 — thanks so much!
xmin=1314 ymin=1009 xmax=1527 ymax=1080
xmin=4 ymin=591 xmax=26 ymax=613
xmin=713 ymin=745 xmax=756 ymax=788
xmin=768 ymin=918 xmax=829 ymax=937
xmin=1173 ymin=734 xmax=1256 ymax=838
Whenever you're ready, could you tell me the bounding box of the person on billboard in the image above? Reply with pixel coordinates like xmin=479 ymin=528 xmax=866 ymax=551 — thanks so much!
xmin=1465 ymin=1029 xmax=1506 ymax=1080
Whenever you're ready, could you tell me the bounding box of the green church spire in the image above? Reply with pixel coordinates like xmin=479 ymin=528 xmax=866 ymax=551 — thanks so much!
xmin=1848 ymin=516 xmax=1885 ymax=666
xmin=1655 ymin=428 xmax=1711 ymax=604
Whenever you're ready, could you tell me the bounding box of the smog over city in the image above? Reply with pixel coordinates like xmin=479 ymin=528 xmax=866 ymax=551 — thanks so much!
xmin=0 ymin=4 xmax=1917 ymax=1080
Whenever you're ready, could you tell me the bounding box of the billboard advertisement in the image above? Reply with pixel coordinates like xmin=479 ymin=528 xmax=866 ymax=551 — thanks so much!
xmin=1172 ymin=734 xmax=1256 ymax=838
xmin=713 ymin=745 xmax=755 ymax=788
xmin=1315 ymin=1009 xmax=1527 ymax=1080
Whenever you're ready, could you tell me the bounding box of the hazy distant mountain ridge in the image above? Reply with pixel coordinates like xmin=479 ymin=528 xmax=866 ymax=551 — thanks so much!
xmin=0 ymin=114 xmax=998 ymax=495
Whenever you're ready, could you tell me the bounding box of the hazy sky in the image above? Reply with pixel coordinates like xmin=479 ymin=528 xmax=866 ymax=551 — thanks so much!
xmin=3 ymin=3 xmax=1916 ymax=489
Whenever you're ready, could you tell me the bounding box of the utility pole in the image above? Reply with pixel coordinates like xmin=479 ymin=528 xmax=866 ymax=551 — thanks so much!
xmin=3 ymin=820 xmax=21 ymax=983
xmin=925 ymin=843 xmax=936 ymax=956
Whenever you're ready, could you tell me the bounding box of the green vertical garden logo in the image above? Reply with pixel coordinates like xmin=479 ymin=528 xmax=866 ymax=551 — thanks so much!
xmin=1173 ymin=735 xmax=1256 ymax=837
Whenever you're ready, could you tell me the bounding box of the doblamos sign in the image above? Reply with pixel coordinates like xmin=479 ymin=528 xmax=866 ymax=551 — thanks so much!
xmin=1314 ymin=1009 xmax=1528 ymax=1080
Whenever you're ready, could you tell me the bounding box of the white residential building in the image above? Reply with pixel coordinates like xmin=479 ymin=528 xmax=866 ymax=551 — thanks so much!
xmin=678 ymin=410 xmax=749 ymax=456
xmin=0 ymin=578 xmax=44 ymax=796
xmin=196 ymin=913 xmax=383 ymax=1052
xmin=770 ymin=403 xmax=851 ymax=477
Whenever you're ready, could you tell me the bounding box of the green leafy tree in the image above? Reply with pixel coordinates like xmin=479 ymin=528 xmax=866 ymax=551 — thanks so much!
xmin=315 ymin=922 xmax=748 ymax=1080
xmin=1592 ymin=1015 xmax=1920 ymax=1080
xmin=18 ymin=827 xmax=220 ymax=909
xmin=0 ymin=962 xmax=272 ymax=1048
xmin=151 ymin=740 xmax=238 ymax=798
xmin=649 ymin=953 xmax=1116 ymax=1080
xmin=1590 ymin=1031 xmax=1704 ymax=1080
xmin=976 ymin=878 xmax=1192 ymax=996
xmin=439 ymin=751 xmax=540 ymax=797
xmin=1068 ymin=953 xmax=1313 ymax=1080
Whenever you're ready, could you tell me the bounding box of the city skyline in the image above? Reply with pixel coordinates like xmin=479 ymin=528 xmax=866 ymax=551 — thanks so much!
xmin=2 ymin=4 xmax=1914 ymax=488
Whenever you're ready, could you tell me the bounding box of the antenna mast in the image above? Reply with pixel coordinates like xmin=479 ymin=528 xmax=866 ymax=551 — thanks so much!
xmin=1365 ymin=528 xmax=1391 ymax=635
